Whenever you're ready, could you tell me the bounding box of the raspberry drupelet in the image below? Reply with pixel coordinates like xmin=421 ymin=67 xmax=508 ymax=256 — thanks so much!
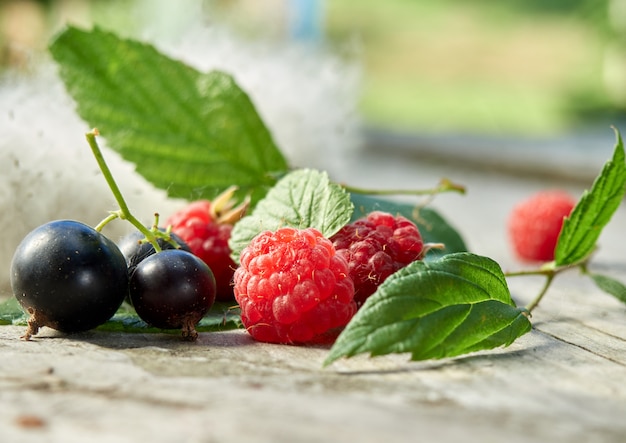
xmin=331 ymin=211 xmax=424 ymax=307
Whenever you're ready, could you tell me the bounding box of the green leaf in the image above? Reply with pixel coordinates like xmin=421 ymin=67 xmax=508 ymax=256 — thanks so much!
xmin=0 ymin=297 xmax=27 ymax=326
xmin=349 ymin=193 xmax=467 ymax=259
xmin=229 ymin=169 xmax=353 ymax=261
xmin=554 ymin=129 xmax=626 ymax=266
xmin=324 ymin=252 xmax=531 ymax=366
xmin=590 ymin=274 xmax=626 ymax=304
xmin=0 ymin=297 xmax=242 ymax=332
xmin=49 ymin=26 xmax=289 ymax=204
xmin=98 ymin=302 xmax=242 ymax=333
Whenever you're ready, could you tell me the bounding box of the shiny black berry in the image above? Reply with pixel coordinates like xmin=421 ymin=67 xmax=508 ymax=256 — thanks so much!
xmin=10 ymin=220 xmax=129 ymax=339
xmin=117 ymin=229 xmax=190 ymax=275
xmin=129 ymin=249 xmax=216 ymax=340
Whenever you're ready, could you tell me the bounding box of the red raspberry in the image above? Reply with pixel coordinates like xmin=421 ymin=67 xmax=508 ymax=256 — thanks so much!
xmin=167 ymin=200 xmax=213 ymax=227
xmin=166 ymin=188 xmax=248 ymax=302
xmin=233 ymin=227 xmax=357 ymax=344
xmin=508 ymin=190 xmax=576 ymax=262
xmin=331 ymin=211 xmax=424 ymax=307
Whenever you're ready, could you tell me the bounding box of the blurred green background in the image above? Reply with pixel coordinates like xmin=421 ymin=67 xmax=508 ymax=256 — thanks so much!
xmin=326 ymin=0 xmax=622 ymax=135
xmin=1 ymin=0 xmax=625 ymax=136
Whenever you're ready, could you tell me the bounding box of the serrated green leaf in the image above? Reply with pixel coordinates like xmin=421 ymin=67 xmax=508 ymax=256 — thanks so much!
xmin=590 ymin=274 xmax=626 ymax=304
xmin=324 ymin=252 xmax=531 ymax=365
xmin=229 ymin=169 xmax=353 ymax=261
xmin=49 ymin=26 xmax=289 ymax=204
xmin=555 ymin=129 xmax=626 ymax=266
xmin=349 ymin=193 xmax=467 ymax=259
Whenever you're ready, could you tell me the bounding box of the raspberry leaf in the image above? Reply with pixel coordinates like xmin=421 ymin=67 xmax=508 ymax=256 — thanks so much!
xmin=49 ymin=26 xmax=288 ymax=204
xmin=229 ymin=169 xmax=353 ymax=262
xmin=554 ymin=129 xmax=626 ymax=266
xmin=324 ymin=252 xmax=531 ymax=366
xmin=350 ymin=193 xmax=467 ymax=259
xmin=589 ymin=274 xmax=626 ymax=304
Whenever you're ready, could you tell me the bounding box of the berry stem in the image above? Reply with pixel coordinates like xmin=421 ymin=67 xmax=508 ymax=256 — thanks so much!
xmin=524 ymin=272 xmax=555 ymax=313
xmin=94 ymin=212 xmax=119 ymax=233
xmin=504 ymin=268 xmax=554 ymax=278
xmin=505 ymin=264 xmax=557 ymax=313
xmin=505 ymin=257 xmax=591 ymax=313
xmin=341 ymin=178 xmax=466 ymax=197
xmin=85 ymin=129 xmax=162 ymax=252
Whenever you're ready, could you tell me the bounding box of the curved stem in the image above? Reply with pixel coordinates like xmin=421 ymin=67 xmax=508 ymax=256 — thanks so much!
xmin=342 ymin=178 xmax=466 ymax=197
xmin=85 ymin=129 xmax=161 ymax=252
xmin=507 ymin=258 xmax=592 ymax=314
xmin=525 ymin=272 xmax=555 ymax=313
xmin=94 ymin=212 xmax=119 ymax=233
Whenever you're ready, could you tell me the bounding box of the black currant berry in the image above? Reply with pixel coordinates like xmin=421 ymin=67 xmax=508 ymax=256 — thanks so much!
xmin=10 ymin=220 xmax=129 ymax=339
xmin=129 ymin=249 xmax=216 ymax=340
xmin=117 ymin=229 xmax=190 ymax=275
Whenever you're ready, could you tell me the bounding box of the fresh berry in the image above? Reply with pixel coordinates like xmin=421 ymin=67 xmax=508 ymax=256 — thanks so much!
xmin=129 ymin=249 xmax=216 ymax=340
xmin=508 ymin=190 xmax=576 ymax=262
xmin=117 ymin=229 xmax=190 ymax=275
xmin=170 ymin=222 xmax=235 ymax=301
xmin=167 ymin=187 xmax=248 ymax=302
xmin=233 ymin=227 xmax=357 ymax=344
xmin=10 ymin=220 xmax=128 ymax=340
xmin=166 ymin=200 xmax=213 ymax=228
xmin=331 ymin=211 xmax=424 ymax=307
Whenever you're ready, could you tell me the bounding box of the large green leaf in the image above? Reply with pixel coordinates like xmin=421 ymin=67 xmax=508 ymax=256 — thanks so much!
xmin=349 ymin=193 xmax=467 ymax=259
xmin=554 ymin=129 xmax=626 ymax=266
xmin=324 ymin=252 xmax=531 ymax=365
xmin=229 ymin=169 xmax=353 ymax=262
xmin=49 ymin=26 xmax=289 ymax=204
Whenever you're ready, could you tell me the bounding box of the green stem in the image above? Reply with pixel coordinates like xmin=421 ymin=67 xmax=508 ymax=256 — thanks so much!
xmin=525 ymin=272 xmax=555 ymax=313
xmin=505 ymin=268 xmax=554 ymax=278
xmin=85 ymin=129 xmax=161 ymax=252
xmin=506 ymin=259 xmax=590 ymax=314
xmin=342 ymin=178 xmax=466 ymax=197
xmin=94 ymin=212 xmax=119 ymax=232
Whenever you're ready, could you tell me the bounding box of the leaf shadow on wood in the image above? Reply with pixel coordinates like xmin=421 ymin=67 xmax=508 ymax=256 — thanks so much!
xmin=329 ymin=345 xmax=541 ymax=376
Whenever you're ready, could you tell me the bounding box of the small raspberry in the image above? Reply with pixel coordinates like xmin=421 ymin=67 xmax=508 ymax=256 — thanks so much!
xmin=330 ymin=211 xmax=424 ymax=307
xmin=508 ymin=190 xmax=577 ymax=262
xmin=166 ymin=187 xmax=249 ymax=301
xmin=233 ymin=227 xmax=357 ymax=344
xmin=166 ymin=200 xmax=213 ymax=227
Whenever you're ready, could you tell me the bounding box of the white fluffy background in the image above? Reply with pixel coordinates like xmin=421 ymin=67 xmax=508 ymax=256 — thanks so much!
xmin=0 ymin=14 xmax=361 ymax=293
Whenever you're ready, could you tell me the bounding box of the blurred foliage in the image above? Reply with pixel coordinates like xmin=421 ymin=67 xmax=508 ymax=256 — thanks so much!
xmin=325 ymin=0 xmax=625 ymax=135
xmin=2 ymin=0 xmax=625 ymax=135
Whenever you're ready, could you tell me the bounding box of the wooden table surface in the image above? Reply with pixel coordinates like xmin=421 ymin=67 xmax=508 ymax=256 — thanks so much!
xmin=2 ymin=136 xmax=625 ymax=442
